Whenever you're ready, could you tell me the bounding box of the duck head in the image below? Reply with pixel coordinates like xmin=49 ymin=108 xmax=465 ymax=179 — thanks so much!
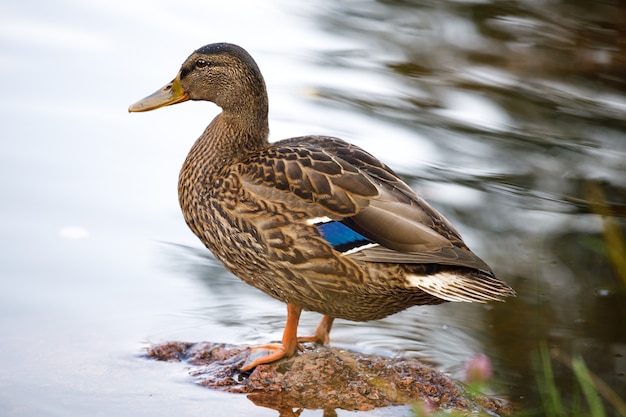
xmin=128 ymin=42 xmax=267 ymax=115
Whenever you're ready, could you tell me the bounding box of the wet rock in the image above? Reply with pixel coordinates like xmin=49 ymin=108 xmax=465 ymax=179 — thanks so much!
xmin=146 ymin=341 xmax=511 ymax=415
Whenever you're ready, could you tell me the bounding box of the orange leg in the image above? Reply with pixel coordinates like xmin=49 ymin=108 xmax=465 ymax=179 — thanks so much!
xmin=298 ymin=315 xmax=334 ymax=345
xmin=240 ymin=303 xmax=302 ymax=372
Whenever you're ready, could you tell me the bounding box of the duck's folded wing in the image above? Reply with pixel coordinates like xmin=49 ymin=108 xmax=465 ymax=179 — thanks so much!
xmin=276 ymin=136 xmax=465 ymax=240
xmin=239 ymin=142 xmax=379 ymax=216
xmin=236 ymin=139 xmax=491 ymax=272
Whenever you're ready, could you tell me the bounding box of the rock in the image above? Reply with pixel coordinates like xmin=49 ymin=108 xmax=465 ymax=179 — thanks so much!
xmin=146 ymin=341 xmax=512 ymax=415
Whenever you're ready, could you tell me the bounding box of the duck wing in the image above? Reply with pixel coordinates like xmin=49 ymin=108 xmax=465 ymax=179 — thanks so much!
xmin=236 ymin=136 xmax=492 ymax=273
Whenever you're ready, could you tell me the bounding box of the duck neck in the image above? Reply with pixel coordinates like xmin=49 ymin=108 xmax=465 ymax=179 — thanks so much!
xmin=183 ymin=110 xmax=269 ymax=179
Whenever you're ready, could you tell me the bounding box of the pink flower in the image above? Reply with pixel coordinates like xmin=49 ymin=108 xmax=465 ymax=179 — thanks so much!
xmin=464 ymin=353 xmax=493 ymax=385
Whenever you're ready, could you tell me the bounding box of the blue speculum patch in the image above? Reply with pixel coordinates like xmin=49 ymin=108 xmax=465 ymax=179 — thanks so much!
xmin=316 ymin=221 xmax=373 ymax=252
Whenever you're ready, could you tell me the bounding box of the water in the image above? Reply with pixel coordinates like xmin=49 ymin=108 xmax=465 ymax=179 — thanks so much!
xmin=1 ymin=0 xmax=625 ymax=416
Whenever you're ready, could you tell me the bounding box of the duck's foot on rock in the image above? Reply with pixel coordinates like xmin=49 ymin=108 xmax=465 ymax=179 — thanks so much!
xmin=146 ymin=341 xmax=512 ymax=415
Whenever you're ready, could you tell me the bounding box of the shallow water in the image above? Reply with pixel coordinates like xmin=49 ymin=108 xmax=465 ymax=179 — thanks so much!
xmin=1 ymin=0 xmax=625 ymax=416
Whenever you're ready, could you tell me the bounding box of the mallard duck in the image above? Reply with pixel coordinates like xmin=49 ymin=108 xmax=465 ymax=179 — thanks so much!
xmin=129 ymin=43 xmax=515 ymax=371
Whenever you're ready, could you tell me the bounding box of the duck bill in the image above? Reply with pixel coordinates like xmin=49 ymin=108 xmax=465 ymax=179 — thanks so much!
xmin=128 ymin=72 xmax=189 ymax=112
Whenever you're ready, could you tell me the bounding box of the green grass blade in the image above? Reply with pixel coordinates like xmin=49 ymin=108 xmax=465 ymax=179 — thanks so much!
xmin=534 ymin=342 xmax=564 ymax=417
xmin=572 ymin=355 xmax=606 ymax=417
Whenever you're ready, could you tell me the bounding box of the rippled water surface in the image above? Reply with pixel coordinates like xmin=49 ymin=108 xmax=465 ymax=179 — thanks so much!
xmin=1 ymin=1 xmax=625 ymax=416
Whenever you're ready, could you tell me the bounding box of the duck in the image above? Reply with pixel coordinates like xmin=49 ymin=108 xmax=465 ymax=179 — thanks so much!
xmin=129 ymin=42 xmax=515 ymax=371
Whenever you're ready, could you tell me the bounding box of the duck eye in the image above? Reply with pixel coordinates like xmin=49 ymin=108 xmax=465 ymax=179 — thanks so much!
xmin=195 ymin=59 xmax=208 ymax=68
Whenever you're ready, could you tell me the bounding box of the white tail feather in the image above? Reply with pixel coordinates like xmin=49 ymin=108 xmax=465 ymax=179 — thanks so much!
xmin=406 ymin=272 xmax=513 ymax=303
